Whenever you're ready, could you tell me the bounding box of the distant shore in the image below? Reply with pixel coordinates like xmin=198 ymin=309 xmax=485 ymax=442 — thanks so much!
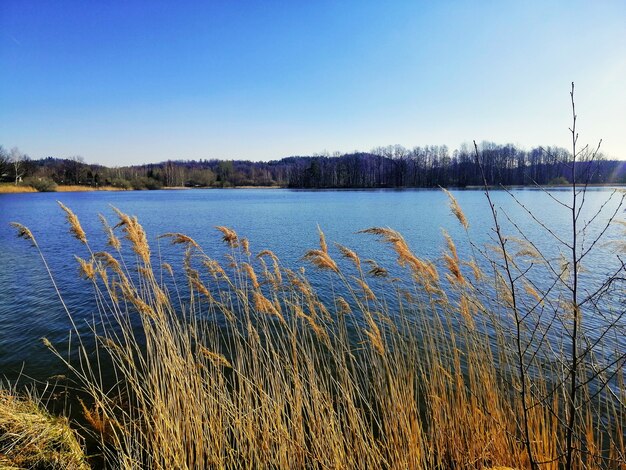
xmin=1 ymin=182 xmax=623 ymax=195
xmin=0 ymin=183 xmax=284 ymax=194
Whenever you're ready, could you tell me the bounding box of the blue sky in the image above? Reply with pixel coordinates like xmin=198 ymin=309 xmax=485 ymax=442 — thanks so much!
xmin=1 ymin=1 xmax=625 ymax=165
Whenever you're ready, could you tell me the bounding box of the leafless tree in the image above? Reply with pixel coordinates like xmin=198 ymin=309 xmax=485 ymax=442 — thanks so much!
xmin=475 ymin=83 xmax=625 ymax=469
xmin=0 ymin=146 xmax=9 ymax=180
xmin=10 ymin=147 xmax=27 ymax=185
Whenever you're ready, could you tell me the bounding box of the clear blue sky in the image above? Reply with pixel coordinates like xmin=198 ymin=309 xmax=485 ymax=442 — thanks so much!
xmin=1 ymin=1 xmax=625 ymax=165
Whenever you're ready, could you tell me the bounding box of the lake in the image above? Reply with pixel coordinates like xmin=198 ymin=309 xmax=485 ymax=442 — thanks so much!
xmin=0 ymin=187 xmax=624 ymax=384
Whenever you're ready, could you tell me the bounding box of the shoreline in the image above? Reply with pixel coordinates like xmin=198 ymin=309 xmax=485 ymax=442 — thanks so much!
xmin=0 ymin=184 xmax=285 ymax=194
xmin=1 ymin=182 xmax=623 ymax=194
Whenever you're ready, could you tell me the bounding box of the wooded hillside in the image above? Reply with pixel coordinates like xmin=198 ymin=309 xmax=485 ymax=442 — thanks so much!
xmin=1 ymin=142 xmax=624 ymax=189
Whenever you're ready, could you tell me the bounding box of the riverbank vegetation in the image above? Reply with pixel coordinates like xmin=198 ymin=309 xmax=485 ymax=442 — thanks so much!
xmin=1 ymin=141 xmax=625 ymax=191
xmin=7 ymin=179 xmax=625 ymax=468
xmin=0 ymin=182 xmax=129 ymax=194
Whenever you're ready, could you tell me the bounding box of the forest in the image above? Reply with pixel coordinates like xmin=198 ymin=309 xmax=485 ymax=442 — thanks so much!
xmin=1 ymin=142 xmax=625 ymax=190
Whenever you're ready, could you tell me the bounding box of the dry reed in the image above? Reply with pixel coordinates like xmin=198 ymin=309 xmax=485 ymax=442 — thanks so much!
xmin=8 ymin=202 xmax=625 ymax=470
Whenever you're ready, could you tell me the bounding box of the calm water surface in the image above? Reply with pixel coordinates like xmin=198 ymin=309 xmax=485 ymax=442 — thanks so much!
xmin=0 ymin=188 xmax=623 ymax=383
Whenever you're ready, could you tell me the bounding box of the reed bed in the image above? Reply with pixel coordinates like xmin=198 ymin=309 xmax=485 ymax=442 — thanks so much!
xmin=0 ymin=183 xmax=127 ymax=193
xmin=9 ymin=195 xmax=626 ymax=470
xmin=0 ymin=183 xmax=37 ymax=193
xmin=55 ymin=185 xmax=128 ymax=192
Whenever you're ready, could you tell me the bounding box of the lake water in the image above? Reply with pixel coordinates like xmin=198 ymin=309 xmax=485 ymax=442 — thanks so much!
xmin=0 ymin=188 xmax=624 ymax=384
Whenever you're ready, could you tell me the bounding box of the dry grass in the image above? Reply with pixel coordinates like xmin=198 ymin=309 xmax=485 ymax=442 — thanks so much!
xmin=0 ymin=183 xmax=37 ymax=193
xmin=10 ymin=198 xmax=626 ymax=469
xmin=0 ymin=387 xmax=88 ymax=469
xmin=0 ymin=183 xmax=129 ymax=193
xmin=56 ymin=185 xmax=127 ymax=192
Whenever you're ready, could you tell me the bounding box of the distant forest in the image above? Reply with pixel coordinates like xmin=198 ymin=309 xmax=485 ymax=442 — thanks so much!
xmin=1 ymin=142 xmax=625 ymax=190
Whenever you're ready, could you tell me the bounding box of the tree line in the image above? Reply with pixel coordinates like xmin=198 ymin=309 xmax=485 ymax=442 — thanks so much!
xmin=1 ymin=142 xmax=624 ymax=190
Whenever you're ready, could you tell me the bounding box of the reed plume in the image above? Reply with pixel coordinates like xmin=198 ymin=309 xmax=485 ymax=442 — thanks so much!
xmin=58 ymin=201 xmax=87 ymax=244
xmin=216 ymin=226 xmax=239 ymax=248
xmin=242 ymin=262 xmax=260 ymax=289
xmin=441 ymin=187 xmax=469 ymax=230
xmin=159 ymin=232 xmax=200 ymax=249
xmin=303 ymin=249 xmax=339 ymax=273
xmin=10 ymin=222 xmax=36 ymax=245
xmin=335 ymin=243 xmax=361 ymax=269
xmin=442 ymin=230 xmax=465 ymax=285
xmin=253 ymin=290 xmax=284 ymax=322
xmin=113 ymin=207 xmax=150 ymax=265
xmin=75 ymin=256 xmax=95 ymax=280
xmin=99 ymin=214 xmax=121 ymax=250
xmin=198 ymin=346 xmax=232 ymax=368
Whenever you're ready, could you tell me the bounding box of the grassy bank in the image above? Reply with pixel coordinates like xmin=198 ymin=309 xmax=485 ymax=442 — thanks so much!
xmin=56 ymin=185 xmax=127 ymax=192
xmin=6 ymin=185 xmax=625 ymax=469
xmin=0 ymin=183 xmax=285 ymax=194
xmin=0 ymin=387 xmax=88 ymax=469
xmin=0 ymin=183 xmax=37 ymax=193
xmin=0 ymin=183 xmax=130 ymax=194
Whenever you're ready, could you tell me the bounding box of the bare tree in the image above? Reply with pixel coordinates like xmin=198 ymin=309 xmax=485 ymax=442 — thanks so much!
xmin=10 ymin=147 xmax=26 ymax=185
xmin=474 ymin=83 xmax=625 ymax=469
xmin=0 ymin=145 xmax=9 ymax=181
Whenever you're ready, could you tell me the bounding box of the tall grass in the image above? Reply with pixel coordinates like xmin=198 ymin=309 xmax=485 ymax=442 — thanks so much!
xmin=10 ymin=193 xmax=625 ymax=469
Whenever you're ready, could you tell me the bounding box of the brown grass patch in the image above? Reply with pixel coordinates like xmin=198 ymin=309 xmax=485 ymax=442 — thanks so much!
xmin=55 ymin=185 xmax=127 ymax=192
xmin=0 ymin=388 xmax=88 ymax=469
xmin=0 ymin=183 xmax=37 ymax=193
